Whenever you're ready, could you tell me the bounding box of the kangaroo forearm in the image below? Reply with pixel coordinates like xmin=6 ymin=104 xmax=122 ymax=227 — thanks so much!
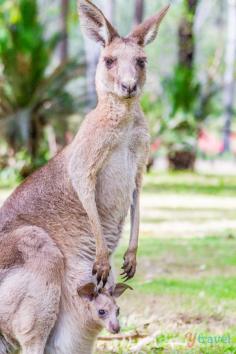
xmin=68 ymin=135 xmax=112 ymax=256
xmin=78 ymin=190 xmax=108 ymax=255
xmin=129 ymin=188 xmax=140 ymax=253
xmin=121 ymin=171 xmax=143 ymax=280
xmin=128 ymin=168 xmax=144 ymax=252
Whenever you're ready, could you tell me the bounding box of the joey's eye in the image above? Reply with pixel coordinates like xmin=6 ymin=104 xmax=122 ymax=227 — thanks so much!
xmin=98 ymin=309 xmax=106 ymax=317
xmin=104 ymin=57 xmax=116 ymax=69
xmin=116 ymin=308 xmax=120 ymax=316
xmin=136 ymin=57 xmax=147 ymax=69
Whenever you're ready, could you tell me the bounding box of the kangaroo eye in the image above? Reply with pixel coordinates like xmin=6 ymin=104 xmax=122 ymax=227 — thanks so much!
xmin=116 ymin=308 xmax=120 ymax=316
xmin=98 ymin=309 xmax=106 ymax=317
xmin=136 ymin=57 xmax=147 ymax=69
xmin=104 ymin=57 xmax=116 ymax=69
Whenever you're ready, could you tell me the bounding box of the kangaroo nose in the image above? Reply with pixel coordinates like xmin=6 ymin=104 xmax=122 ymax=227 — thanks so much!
xmin=110 ymin=322 xmax=120 ymax=334
xmin=121 ymin=83 xmax=137 ymax=95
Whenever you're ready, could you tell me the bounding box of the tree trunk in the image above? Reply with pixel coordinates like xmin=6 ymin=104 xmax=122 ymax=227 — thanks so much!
xmin=134 ymin=0 xmax=144 ymax=26
xmin=19 ymin=111 xmax=44 ymax=177
xmin=15 ymin=109 xmax=39 ymax=158
xmin=168 ymin=151 xmax=196 ymax=171
xmin=60 ymin=0 xmax=69 ymax=63
xmin=169 ymin=0 xmax=198 ymax=171
xmin=59 ymin=0 xmax=70 ymax=146
xmin=178 ymin=0 xmax=198 ymax=68
xmin=223 ymin=0 xmax=236 ymax=152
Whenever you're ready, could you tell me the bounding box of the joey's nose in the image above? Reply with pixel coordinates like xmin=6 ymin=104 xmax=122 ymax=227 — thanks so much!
xmin=121 ymin=83 xmax=137 ymax=96
xmin=110 ymin=322 xmax=120 ymax=334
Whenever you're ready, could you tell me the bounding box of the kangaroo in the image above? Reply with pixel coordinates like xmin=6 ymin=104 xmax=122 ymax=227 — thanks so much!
xmin=0 ymin=282 xmax=131 ymax=354
xmin=0 ymin=1 xmax=169 ymax=353
xmin=46 ymin=282 xmax=131 ymax=354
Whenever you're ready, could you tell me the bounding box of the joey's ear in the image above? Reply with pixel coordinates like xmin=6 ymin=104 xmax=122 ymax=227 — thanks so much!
xmin=78 ymin=283 xmax=97 ymax=300
xmin=128 ymin=5 xmax=170 ymax=46
xmin=113 ymin=283 xmax=133 ymax=298
xmin=78 ymin=0 xmax=119 ymax=46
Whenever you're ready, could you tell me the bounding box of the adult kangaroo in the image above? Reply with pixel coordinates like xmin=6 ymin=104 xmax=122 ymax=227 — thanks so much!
xmin=0 ymin=1 xmax=169 ymax=352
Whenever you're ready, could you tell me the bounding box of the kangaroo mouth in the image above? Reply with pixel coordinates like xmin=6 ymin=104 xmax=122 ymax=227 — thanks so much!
xmin=122 ymin=93 xmax=137 ymax=100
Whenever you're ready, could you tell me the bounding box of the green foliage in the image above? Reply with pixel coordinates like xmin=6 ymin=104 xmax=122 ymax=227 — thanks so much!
xmin=0 ymin=148 xmax=28 ymax=187
xmin=141 ymin=93 xmax=163 ymax=141
xmin=0 ymin=0 xmax=83 ymax=166
xmin=0 ymin=0 xmax=61 ymax=109
xmin=159 ymin=65 xmax=201 ymax=154
xmin=164 ymin=65 xmax=201 ymax=117
xmin=141 ymin=93 xmax=199 ymax=153
xmin=141 ymin=52 xmax=204 ymax=158
xmin=160 ymin=110 xmax=198 ymax=152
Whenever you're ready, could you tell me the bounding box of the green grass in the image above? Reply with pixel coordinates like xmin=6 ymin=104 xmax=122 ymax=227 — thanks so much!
xmin=117 ymin=236 xmax=236 ymax=269
xmin=144 ymin=172 xmax=236 ymax=196
xmin=97 ymin=172 xmax=236 ymax=353
xmin=0 ymin=167 xmax=21 ymax=189
xmin=137 ymin=276 xmax=236 ymax=299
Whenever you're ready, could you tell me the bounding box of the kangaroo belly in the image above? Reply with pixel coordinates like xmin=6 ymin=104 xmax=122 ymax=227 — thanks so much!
xmin=96 ymin=146 xmax=137 ymax=249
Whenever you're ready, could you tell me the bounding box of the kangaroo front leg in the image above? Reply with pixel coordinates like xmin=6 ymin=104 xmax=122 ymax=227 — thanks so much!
xmin=68 ymin=125 xmax=116 ymax=286
xmin=121 ymin=187 xmax=140 ymax=281
xmin=80 ymin=188 xmax=111 ymax=285
xmin=69 ymin=141 xmax=113 ymax=285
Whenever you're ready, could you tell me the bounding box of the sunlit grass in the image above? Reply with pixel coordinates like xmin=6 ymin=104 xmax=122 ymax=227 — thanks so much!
xmin=98 ymin=172 xmax=236 ymax=353
xmin=144 ymin=172 xmax=236 ymax=196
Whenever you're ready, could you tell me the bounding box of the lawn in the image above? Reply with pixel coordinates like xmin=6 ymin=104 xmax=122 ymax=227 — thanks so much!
xmin=1 ymin=172 xmax=236 ymax=353
xmin=97 ymin=172 xmax=236 ymax=354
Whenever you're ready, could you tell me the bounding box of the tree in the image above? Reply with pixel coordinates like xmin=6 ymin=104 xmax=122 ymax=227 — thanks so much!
xmin=134 ymin=0 xmax=144 ymax=26
xmin=60 ymin=0 xmax=70 ymax=63
xmin=0 ymin=0 xmax=81 ymax=173
xmin=178 ymin=0 xmax=198 ymax=69
xmin=164 ymin=0 xmax=200 ymax=170
xmin=223 ymin=0 xmax=236 ymax=152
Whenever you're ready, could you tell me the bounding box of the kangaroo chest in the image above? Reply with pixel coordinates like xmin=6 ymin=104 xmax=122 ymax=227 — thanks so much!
xmin=96 ymin=121 xmax=149 ymax=244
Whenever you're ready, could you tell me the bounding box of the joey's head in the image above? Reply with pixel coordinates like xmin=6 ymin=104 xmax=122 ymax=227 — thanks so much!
xmin=78 ymin=0 xmax=169 ymax=100
xmin=78 ymin=282 xmax=132 ymax=334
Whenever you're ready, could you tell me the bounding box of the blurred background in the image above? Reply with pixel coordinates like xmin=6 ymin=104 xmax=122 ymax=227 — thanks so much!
xmin=0 ymin=0 xmax=236 ymax=353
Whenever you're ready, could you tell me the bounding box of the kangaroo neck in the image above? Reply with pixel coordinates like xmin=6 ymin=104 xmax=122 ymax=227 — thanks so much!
xmin=96 ymin=92 xmax=141 ymax=121
xmin=76 ymin=335 xmax=97 ymax=354
xmin=76 ymin=320 xmax=101 ymax=354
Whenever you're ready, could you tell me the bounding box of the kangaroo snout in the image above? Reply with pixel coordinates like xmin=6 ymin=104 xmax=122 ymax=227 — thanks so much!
xmin=109 ymin=321 xmax=120 ymax=334
xmin=121 ymin=82 xmax=137 ymax=97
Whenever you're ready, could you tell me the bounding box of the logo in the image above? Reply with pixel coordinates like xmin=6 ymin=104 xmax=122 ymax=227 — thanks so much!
xmin=185 ymin=332 xmax=231 ymax=348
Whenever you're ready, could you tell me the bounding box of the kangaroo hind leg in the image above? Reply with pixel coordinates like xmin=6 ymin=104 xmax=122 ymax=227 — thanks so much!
xmin=0 ymin=226 xmax=64 ymax=354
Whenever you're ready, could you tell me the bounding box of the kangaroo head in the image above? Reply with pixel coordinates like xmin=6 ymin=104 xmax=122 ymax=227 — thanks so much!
xmin=78 ymin=282 xmax=132 ymax=334
xmin=78 ymin=0 xmax=169 ymax=100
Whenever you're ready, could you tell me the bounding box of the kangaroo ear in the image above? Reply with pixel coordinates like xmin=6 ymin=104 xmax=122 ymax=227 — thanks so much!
xmin=128 ymin=5 xmax=170 ymax=46
xmin=113 ymin=283 xmax=133 ymax=298
xmin=78 ymin=283 xmax=97 ymax=300
xmin=78 ymin=0 xmax=119 ymax=46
